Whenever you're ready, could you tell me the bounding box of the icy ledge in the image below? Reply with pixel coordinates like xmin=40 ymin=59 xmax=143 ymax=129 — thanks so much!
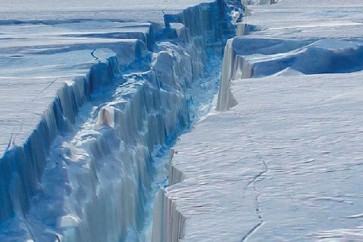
xmin=216 ymin=37 xmax=363 ymax=111
xmin=0 ymin=0 xmax=243 ymax=241
xmin=153 ymin=2 xmax=363 ymax=240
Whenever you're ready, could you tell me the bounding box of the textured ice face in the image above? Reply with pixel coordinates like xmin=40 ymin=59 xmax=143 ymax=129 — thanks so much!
xmin=0 ymin=0 xmax=241 ymax=241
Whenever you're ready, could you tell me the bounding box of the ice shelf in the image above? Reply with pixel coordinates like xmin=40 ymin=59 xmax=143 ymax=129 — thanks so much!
xmin=0 ymin=0 xmax=244 ymax=241
xmin=154 ymin=0 xmax=363 ymax=241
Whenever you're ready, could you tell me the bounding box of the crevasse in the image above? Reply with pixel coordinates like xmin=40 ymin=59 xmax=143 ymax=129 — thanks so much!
xmin=0 ymin=0 xmax=243 ymax=241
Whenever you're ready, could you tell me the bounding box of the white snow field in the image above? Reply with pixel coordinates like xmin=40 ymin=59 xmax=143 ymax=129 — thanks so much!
xmin=152 ymin=0 xmax=363 ymax=241
xmin=0 ymin=0 xmax=244 ymax=241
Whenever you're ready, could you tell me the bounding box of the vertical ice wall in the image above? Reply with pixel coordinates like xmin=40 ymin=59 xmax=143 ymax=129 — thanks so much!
xmin=0 ymin=56 xmax=120 ymax=223
xmin=216 ymin=39 xmax=238 ymax=111
xmin=216 ymin=36 xmax=363 ymax=112
xmin=151 ymin=1 xmax=243 ymax=241
xmin=0 ymin=0 xmax=243 ymax=241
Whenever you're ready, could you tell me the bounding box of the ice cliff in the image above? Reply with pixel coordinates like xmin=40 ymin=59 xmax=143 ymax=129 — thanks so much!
xmin=0 ymin=0 xmax=243 ymax=241
xmin=153 ymin=1 xmax=363 ymax=241
xmin=216 ymin=37 xmax=363 ymax=111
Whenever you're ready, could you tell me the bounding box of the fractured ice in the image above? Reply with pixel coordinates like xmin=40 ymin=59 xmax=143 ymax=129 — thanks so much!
xmin=0 ymin=0 xmax=243 ymax=241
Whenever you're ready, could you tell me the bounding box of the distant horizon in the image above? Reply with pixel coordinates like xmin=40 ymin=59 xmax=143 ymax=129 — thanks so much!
xmin=0 ymin=0 xmax=157 ymax=11
xmin=0 ymin=0 xmax=212 ymax=12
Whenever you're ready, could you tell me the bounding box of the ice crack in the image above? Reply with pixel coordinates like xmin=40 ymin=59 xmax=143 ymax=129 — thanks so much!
xmin=90 ymin=49 xmax=99 ymax=61
xmin=241 ymin=155 xmax=268 ymax=242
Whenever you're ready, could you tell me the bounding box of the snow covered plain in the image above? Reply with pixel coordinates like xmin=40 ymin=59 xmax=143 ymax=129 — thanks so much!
xmin=154 ymin=0 xmax=363 ymax=241
xmin=0 ymin=0 xmax=244 ymax=241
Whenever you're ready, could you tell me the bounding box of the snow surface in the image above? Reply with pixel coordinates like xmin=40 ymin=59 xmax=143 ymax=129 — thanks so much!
xmin=0 ymin=0 xmax=243 ymax=241
xmin=0 ymin=0 xmax=214 ymax=12
xmin=157 ymin=72 xmax=363 ymax=241
xmin=154 ymin=0 xmax=363 ymax=241
xmin=243 ymin=0 xmax=363 ymax=39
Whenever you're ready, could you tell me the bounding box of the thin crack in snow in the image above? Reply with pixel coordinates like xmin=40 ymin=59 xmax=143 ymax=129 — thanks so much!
xmin=240 ymin=155 xmax=268 ymax=242
xmin=32 ymin=78 xmax=59 ymax=103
